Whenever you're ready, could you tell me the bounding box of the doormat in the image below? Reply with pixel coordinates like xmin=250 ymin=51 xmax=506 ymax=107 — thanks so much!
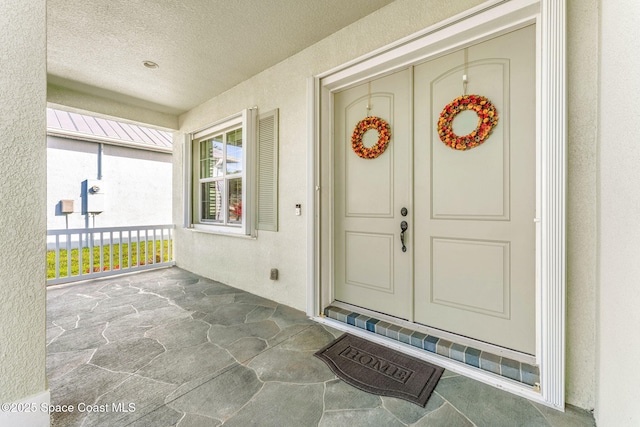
xmin=315 ymin=333 xmax=444 ymax=407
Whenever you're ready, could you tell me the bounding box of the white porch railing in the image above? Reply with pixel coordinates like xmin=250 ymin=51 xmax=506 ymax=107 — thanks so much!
xmin=47 ymin=224 xmax=175 ymax=285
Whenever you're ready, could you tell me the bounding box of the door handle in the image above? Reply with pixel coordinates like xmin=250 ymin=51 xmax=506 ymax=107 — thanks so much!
xmin=400 ymin=221 xmax=408 ymax=252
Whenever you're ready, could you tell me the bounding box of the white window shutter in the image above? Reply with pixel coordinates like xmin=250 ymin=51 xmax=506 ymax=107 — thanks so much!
xmin=257 ymin=109 xmax=278 ymax=231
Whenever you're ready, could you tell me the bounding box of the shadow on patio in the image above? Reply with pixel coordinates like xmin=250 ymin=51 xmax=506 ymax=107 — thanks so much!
xmin=46 ymin=268 xmax=594 ymax=426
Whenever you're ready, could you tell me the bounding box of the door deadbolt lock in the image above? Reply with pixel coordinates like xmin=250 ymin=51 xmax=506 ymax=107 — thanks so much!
xmin=401 ymin=207 xmax=408 ymax=217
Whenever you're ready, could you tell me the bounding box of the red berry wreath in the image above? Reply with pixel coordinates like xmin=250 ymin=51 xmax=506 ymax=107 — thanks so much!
xmin=437 ymin=95 xmax=499 ymax=151
xmin=351 ymin=116 xmax=391 ymax=159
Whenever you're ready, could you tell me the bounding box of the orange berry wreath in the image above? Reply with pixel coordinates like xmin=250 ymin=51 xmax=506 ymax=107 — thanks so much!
xmin=351 ymin=116 xmax=391 ymax=159
xmin=437 ymin=95 xmax=499 ymax=151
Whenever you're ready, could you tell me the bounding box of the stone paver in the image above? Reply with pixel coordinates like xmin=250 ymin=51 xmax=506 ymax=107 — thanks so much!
xmin=46 ymin=268 xmax=596 ymax=427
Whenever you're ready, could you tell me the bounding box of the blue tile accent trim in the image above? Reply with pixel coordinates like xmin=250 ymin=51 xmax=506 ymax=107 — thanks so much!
xmin=424 ymin=335 xmax=439 ymax=353
xmin=346 ymin=312 xmax=358 ymax=326
xmin=365 ymin=318 xmax=379 ymax=332
xmin=354 ymin=315 xmax=368 ymax=329
xmin=375 ymin=321 xmax=392 ymax=336
xmin=480 ymin=352 xmax=501 ymax=375
xmin=386 ymin=324 xmax=402 ymax=340
xmin=410 ymin=331 xmax=427 ymax=348
xmin=322 ymin=306 xmax=540 ymax=388
xmin=436 ymin=339 xmax=453 ymax=357
xmin=464 ymin=347 xmax=481 ymax=368
xmin=450 ymin=343 xmax=466 ymax=362
xmin=502 ymin=358 xmax=522 ymax=382
xmin=398 ymin=328 xmax=412 ymax=344
xmin=521 ymin=363 xmax=540 ymax=386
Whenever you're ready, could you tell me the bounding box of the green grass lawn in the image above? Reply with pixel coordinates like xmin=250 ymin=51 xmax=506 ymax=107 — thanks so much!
xmin=47 ymin=240 xmax=172 ymax=279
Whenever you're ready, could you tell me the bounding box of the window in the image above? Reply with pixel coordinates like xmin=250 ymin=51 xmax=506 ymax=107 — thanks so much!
xmin=188 ymin=108 xmax=278 ymax=236
xmin=191 ymin=110 xmax=254 ymax=235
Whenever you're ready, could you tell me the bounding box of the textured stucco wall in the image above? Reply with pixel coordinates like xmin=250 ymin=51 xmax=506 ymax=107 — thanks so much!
xmin=565 ymin=0 xmax=598 ymax=410
xmin=174 ymin=0 xmax=486 ymax=315
xmin=174 ymin=0 xmax=601 ymax=411
xmin=596 ymin=0 xmax=640 ymax=425
xmin=0 ymin=0 xmax=48 ymax=403
xmin=46 ymin=136 xmax=172 ymax=233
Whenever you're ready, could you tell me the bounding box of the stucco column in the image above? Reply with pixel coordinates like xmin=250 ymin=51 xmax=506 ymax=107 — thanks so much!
xmin=0 ymin=0 xmax=49 ymax=424
xmin=597 ymin=0 xmax=640 ymax=425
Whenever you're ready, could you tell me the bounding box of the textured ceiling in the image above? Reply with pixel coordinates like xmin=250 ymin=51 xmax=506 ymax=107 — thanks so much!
xmin=47 ymin=0 xmax=395 ymax=116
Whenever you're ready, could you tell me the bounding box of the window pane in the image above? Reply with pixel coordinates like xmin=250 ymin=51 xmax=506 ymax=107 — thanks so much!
xmin=201 ymin=181 xmax=223 ymax=222
xmin=200 ymin=135 xmax=223 ymax=179
xmin=228 ymin=178 xmax=243 ymax=225
xmin=226 ymin=128 xmax=243 ymax=174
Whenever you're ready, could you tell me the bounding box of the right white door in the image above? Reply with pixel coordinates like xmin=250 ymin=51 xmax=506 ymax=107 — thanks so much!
xmin=413 ymin=25 xmax=536 ymax=354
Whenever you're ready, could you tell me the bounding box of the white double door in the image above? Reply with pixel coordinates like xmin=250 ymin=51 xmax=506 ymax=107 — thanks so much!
xmin=333 ymin=26 xmax=536 ymax=354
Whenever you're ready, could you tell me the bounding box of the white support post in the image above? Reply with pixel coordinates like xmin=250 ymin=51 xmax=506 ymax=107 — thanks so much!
xmin=539 ymin=0 xmax=567 ymax=410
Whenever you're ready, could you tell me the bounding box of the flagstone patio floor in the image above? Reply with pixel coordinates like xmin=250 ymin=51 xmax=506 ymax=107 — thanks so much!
xmin=46 ymin=267 xmax=596 ymax=426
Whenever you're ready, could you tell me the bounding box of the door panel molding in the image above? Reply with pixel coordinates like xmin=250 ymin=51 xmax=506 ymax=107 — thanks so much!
xmin=430 ymin=59 xmax=511 ymax=221
xmin=345 ymin=231 xmax=395 ymax=292
xmin=430 ymin=237 xmax=511 ymax=319
xmin=344 ymin=93 xmax=395 ymax=218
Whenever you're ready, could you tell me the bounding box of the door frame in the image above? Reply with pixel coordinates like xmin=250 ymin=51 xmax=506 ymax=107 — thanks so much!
xmin=307 ymin=0 xmax=566 ymax=410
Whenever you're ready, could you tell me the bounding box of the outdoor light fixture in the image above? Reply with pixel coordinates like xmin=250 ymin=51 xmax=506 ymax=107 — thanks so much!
xmin=142 ymin=60 xmax=159 ymax=69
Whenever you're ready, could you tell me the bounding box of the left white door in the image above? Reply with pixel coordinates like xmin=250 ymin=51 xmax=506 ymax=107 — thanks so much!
xmin=333 ymin=68 xmax=412 ymax=319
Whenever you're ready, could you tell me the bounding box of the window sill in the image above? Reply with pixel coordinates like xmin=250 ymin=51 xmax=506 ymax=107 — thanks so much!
xmin=186 ymin=224 xmax=257 ymax=240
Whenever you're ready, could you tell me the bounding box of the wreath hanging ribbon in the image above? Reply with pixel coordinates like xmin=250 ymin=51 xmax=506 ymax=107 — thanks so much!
xmin=351 ymin=116 xmax=391 ymax=159
xmin=437 ymin=94 xmax=498 ymax=151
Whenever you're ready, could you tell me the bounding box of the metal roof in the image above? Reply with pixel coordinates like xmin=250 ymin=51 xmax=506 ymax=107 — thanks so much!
xmin=46 ymin=108 xmax=172 ymax=153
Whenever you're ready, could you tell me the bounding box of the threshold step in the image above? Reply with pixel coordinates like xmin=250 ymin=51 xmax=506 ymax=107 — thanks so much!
xmin=324 ymin=305 xmax=540 ymax=388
